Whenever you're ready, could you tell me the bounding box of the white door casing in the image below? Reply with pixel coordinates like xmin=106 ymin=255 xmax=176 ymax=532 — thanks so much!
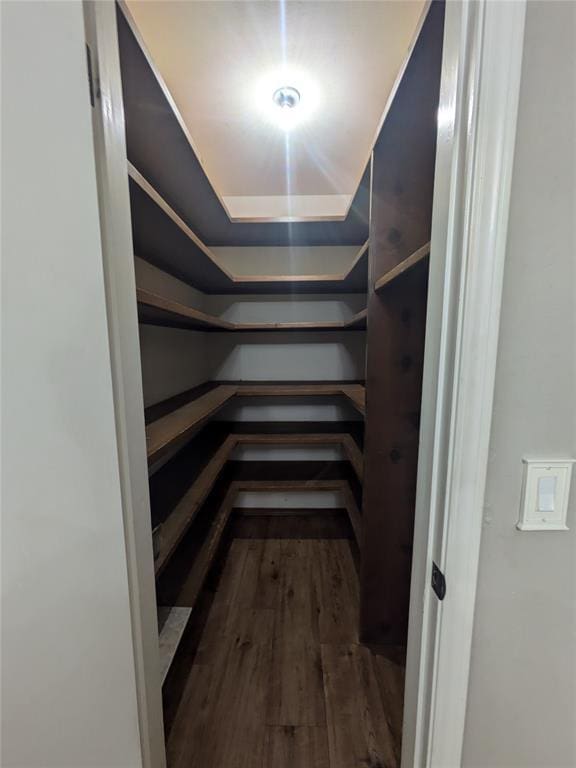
xmin=84 ymin=3 xmax=167 ymax=767
xmin=403 ymin=2 xmax=527 ymax=766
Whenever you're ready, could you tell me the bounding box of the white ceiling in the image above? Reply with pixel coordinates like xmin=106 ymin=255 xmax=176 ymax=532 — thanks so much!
xmin=125 ymin=0 xmax=426 ymax=221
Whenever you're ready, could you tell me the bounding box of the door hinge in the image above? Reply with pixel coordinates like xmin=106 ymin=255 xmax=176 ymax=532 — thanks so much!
xmin=86 ymin=43 xmax=95 ymax=107
xmin=431 ymin=561 xmax=446 ymax=600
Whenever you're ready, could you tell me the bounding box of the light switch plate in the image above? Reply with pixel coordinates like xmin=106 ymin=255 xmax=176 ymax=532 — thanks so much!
xmin=517 ymin=459 xmax=575 ymax=531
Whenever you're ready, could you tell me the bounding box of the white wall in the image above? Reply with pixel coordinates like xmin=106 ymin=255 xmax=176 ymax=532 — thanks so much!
xmin=208 ymin=331 xmax=365 ymax=382
xmin=207 ymin=292 xmax=365 ymax=323
xmin=231 ymin=445 xmax=345 ymax=462
xmin=462 ymin=3 xmax=576 ymax=765
xmin=134 ymin=258 xmax=210 ymax=407
xmin=138 ymin=325 xmax=210 ymax=407
xmin=234 ymin=490 xmax=345 ymax=509
xmin=1 ymin=2 xmax=142 ymax=766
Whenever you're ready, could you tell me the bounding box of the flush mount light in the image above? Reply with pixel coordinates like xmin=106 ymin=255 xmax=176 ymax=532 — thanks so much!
xmin=255 ymin=72 xmax=318 ymax=130
xmin=272 ymin=86 xmax=301 ymax=110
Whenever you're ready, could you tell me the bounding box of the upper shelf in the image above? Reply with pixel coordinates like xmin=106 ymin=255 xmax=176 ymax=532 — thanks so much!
xmin=374 ymin=242 xmax=431 ymax=293
xmin=129 ymin=164 xmax=369 ymax=295
xmin=137 ymin=288 xmax=367 ymax=333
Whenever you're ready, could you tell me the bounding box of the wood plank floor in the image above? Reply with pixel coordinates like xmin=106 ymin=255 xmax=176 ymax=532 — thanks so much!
xmin=166 ymin=538 xmax=404 ymax=768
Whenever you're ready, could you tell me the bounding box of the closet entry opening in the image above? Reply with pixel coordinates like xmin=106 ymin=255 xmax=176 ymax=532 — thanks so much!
xmin=113 ymin=0 xmax=445 ymax=765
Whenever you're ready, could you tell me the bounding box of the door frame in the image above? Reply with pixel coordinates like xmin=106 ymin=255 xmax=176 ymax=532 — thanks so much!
xmin=403 ymin=1 xmax=527 ymax=766
xmin=83 ymin=3 xmax=166 ymax=767
xmin=85 ymin=0 xmax=527 ymax=766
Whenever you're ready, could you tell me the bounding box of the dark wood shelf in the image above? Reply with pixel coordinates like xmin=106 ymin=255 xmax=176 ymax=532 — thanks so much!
xmin=137 ymin=288 xmax=367 ymax=333
xmin=345 ymin=308 xmax=368 ymax=330
xmin=170 ymin=482 xmax=237 ymax=609
xmin=147 ymin=385 xmax=237 ymax=465
xmin=374 ymin=242 xmax=430 ymax=293
xmin=232 ymin=433 xmax=363 ymax=483
xmin=162 ymin=476 xmax=361 ymax=616
xmin=137 ymin=288 xmax=234 ymax=331
xmin=154 ymin=434 xmax=235 ymax=576
xmin=146 ymin=382 xmax=366 ymax=466
xmin=129 ymin=164 xmax=369 ymax=295
xmin=229 ymin=479 xmax=362 ymax=547
xmin=153 ymin=431 xmax=363 ymax=576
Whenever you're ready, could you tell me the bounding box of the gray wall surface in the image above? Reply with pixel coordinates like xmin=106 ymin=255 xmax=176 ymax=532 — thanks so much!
xmin=139 ymin=324 xmax=210 ymax=407
xmin=462 ymin=2 xmax=576 ymax=765
xmin=1 ymin=2 xmax=143 ymax=765
xmin=135 ymin=257 xmax=210 ymax=406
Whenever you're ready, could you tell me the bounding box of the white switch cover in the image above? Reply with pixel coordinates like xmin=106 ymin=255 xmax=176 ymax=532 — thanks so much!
xmin=517 ymin=459 xmax=574 ymax=531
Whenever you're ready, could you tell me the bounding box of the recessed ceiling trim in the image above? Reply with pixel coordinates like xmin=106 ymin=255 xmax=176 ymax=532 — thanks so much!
xmin=119 ymin=0 xmax=430 ymax=225
xmin=129 ymin=159 xmax=370 ymax=288
xmin=222 ymin=194 xmax=353 ymax=223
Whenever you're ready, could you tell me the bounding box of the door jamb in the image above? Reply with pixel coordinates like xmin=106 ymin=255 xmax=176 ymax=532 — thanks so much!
xmin=403 ymin=1 xmax=527 ymax=766
xmin=83 ymin=3 xmax=166 ymax=767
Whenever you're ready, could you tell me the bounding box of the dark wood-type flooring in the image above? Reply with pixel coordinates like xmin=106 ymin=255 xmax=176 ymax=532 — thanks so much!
xmin=166 ymin=531 xmax=405 ymax=768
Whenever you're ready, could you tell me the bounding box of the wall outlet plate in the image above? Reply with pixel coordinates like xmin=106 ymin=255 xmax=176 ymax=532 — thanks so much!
xmin=517 ymin=459 xmax=575 ymax=531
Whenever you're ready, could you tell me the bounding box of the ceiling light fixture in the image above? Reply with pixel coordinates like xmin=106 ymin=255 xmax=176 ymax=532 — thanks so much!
xmin=255 ymin=71 xmax=318 ymax=131
xmin=272 ymin=86 xmax=301 ymax=110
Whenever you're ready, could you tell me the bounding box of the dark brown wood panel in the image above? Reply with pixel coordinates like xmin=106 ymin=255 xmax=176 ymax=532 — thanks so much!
xmin=361 ymin=1 xmax=445 ymax=645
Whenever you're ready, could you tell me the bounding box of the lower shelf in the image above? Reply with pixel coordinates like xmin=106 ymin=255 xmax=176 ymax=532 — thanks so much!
xmin=146 ymin=382 xmax=366 ymax=465
xmin=169 ymin=483 xmax=238 ymax=609
xmin=228 ymin=479 xmax=362 ymax=549
xmin=158 ymin=606 xmax=192 ymax=685
xmin=153 ymin=432 xmax=363 ymax=577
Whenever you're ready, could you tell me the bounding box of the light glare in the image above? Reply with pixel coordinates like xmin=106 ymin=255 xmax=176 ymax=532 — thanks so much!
xmin=254 ymin=70 xmax=319 ymax=131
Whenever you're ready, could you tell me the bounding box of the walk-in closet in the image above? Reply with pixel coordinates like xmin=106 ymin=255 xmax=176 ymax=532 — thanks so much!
xmin=110 ymin=1 xmax=445 ymax=764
